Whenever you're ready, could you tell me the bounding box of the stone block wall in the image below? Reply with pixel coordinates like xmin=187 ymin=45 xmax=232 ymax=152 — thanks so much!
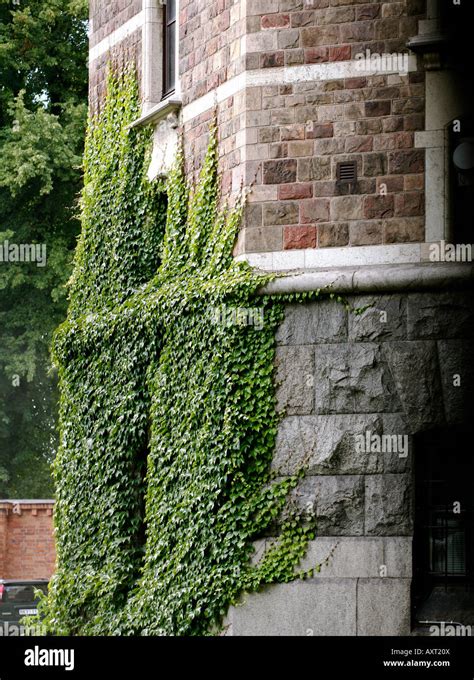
xmin=226 ymin=287 xmax=474 ymax=635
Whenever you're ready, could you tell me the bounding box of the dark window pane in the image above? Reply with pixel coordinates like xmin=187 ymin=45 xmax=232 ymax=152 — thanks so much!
xmin=167 ymin=0 xmax=176 ymax=23
xmin=430 ymin=516 xmax=466 ymax=576
xmin=413 ymin=426 xmax=474 ymax=626
xmin=5 ymin=585 xmax=39 ymax=603
xmin=165 ymin=22 xmax=176 ymax=94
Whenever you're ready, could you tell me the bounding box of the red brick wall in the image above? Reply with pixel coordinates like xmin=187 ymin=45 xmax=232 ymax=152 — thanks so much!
xmin=0 ymin=502 xmax=55 ymax=580
xmin=89 ymin=0 xmax=429 ymax=254
xmin=90 ymin=0 xmax=142 ymax=47
xmin=181 ymin=0 xmax=427 ymax=253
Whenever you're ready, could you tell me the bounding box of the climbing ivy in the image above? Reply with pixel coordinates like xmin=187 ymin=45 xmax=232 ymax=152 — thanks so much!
xmin=38 ymin=65 xmax=317 ymax=636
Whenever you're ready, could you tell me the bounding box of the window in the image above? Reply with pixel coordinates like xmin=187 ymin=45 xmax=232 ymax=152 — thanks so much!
xmin=448 ymin=115 xmax=474 ymax=246
xmin=163 ymin=0 xmax=177 ymax=97
xmin=413 ymin=427 xmax=474 ymax=625
xmin=2 ymin=583 xmax=48 ymax=603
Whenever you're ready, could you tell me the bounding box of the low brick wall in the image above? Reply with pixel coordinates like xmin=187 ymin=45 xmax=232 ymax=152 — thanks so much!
xmin=0 ymin=501 xmax=55 ymax=580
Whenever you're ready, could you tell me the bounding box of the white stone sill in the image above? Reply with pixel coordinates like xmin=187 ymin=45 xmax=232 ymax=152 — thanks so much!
xmin=257 ymin=261 xmax=474 ymax=296
xmin=129 ymin=97 xmax=182 ymax=129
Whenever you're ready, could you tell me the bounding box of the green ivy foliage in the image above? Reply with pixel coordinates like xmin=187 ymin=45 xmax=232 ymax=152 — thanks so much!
xmin=39 ymin=66 xmax=315 ymax=636
xmin=69 ymin=68 xmax=166 ymax=314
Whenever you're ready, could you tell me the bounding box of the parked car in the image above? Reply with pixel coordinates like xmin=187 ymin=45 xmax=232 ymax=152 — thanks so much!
xmin=0 ymin=579 xmax=48 ymax=628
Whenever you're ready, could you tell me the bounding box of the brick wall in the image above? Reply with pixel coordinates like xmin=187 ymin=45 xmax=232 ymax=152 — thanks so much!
xmin=90 ymin=0 xmax=142 ymax=47
xmin=180 ymin=0 xmax=247 ymax=186
xmin=0 ymin=502 xmax=55 ymax=580
xmin=89 ymin=0 xmax=143 ymax=114
xmin=238 ymin=71 xmax=425 ymax=252
xmin=180 ymin=0 xmax=245 ymax=106
xmin=89 ymin=0 xmax=430 ymax=255
xmin=178 ymin=0 xmax=428 ymax=255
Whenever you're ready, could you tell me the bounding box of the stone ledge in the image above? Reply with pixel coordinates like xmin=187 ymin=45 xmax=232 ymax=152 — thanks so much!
xmin=260 ymin=262 xmax=474 ymax=296
xmin=226 ymin=576 xmax=412 ymax=636
xmin=297 ymin=537 xmax=412 ymax=579
xmin=128 ymin=97 xmax=182 ymax=129
xmin=0 ymin=500 xmax=55 ymax=516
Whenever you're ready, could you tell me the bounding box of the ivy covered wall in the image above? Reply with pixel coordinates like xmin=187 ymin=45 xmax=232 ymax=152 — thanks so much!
xmin=39 ymin=67 xmax=317 ymax=636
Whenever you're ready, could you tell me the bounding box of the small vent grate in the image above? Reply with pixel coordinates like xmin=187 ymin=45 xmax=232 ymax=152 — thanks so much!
xmin=336 ymin=160 xmax=358 ymax=184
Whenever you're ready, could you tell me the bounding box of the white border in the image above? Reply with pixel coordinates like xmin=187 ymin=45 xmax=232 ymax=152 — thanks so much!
xmin=182 ymin=57 xmax=417 ymax=124
xmin=235 ymin=244 xmax=422 ymax=272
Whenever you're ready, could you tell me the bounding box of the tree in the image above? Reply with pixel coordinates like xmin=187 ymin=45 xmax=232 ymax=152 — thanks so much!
xmin=0 ymin=0 xmax=88 ymax=496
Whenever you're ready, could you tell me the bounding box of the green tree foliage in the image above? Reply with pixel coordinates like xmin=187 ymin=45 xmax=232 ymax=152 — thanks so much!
xmin=0 ymin=0 xmax=88 ymax=495
xmin=37 ymin=67 xmax=316 ymax=636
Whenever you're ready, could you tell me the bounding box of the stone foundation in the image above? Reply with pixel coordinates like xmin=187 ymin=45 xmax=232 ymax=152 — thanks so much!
xmin=226 ymin=285 xmax=473 ymax=635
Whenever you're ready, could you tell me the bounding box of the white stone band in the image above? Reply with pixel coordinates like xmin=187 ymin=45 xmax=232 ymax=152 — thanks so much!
xmin=89 ymin=11 xmax=144 ymax=63
xmin=183 ymin=57 xmax=418 ymax=124
xmin=235 ymin=243 xmax=423 ymax=272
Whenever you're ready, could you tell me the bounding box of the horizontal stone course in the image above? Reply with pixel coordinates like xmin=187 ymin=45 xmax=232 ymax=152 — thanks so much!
xmin=228 ymin=575 xmax=411 ymax=636
xmin=298 ymin=536 xmax=412 ymax=578
xmin=357 ymin=578 xmax=411 ymax=635
xmin=230 ymin=578 xmax=358 ymax=636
